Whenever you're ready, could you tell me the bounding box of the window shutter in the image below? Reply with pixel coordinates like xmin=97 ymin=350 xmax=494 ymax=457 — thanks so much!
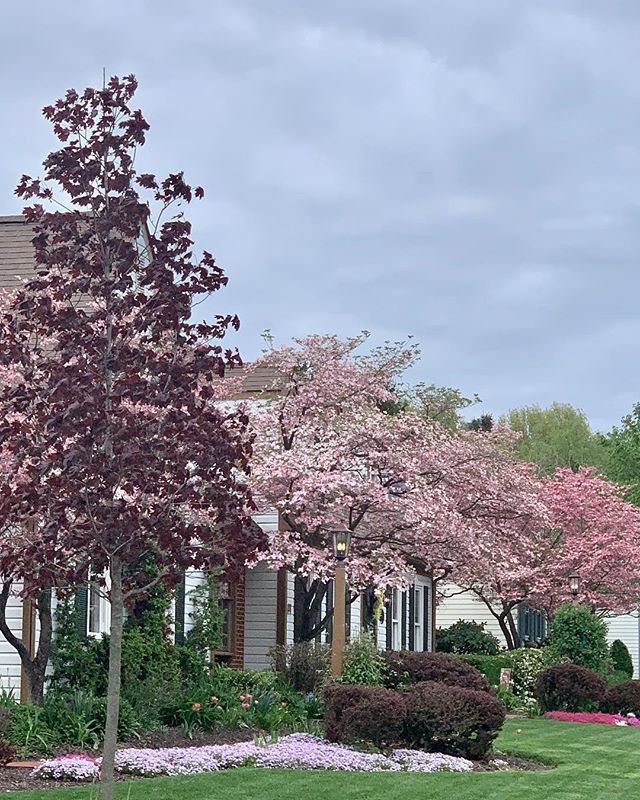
xmin=401 ymin=591 xmax=407 ymax=649
xmin=345 ymin=590 xmax=351 ymax=643
xmin=174 ymin=573 xmax=186 ymax=646
xmin=326 ymin=580 xmax=334 ymax=645
xmin=385 ymin=597 xmax=392 ymax=650
xmin=74 ymin=586 xmax=88 ymax=640
xmin=423 ymin=586 xmax=430 ymax=651
xmin=408 ymin=587 xmax=415 ymax=651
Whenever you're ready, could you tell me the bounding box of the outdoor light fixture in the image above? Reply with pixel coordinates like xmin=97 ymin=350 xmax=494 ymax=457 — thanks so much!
xmin=332 ymin=529 xmax=352 ymax=561
xmin=569 ymin=575 xmax=580 ymax=597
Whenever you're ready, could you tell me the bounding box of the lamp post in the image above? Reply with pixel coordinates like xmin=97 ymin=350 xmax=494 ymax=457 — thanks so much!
xmin=569 ymin=574 xmax=580 ymax=599
xmin=330 ymin=529 xmax=352 ymax=677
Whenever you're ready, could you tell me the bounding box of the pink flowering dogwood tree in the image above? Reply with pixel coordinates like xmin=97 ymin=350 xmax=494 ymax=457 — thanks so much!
xmin=447 ymin=466 xmax=640 ymax=648
xmin=245 ymin=335 xmax=549 ymax=642
xmin=0 ymin=76 xmax=260 ymax=800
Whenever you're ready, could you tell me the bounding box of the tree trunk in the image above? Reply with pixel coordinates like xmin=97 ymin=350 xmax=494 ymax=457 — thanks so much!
xmin=495 ymin=613 xmax=516 ymax=650
xmin=99 ymin=556 xmax=124 ymax=800
xmin=0 ymin=581 xmax=52 ymax=704
xmin=506 ymin=608 xmax=520 ymax=650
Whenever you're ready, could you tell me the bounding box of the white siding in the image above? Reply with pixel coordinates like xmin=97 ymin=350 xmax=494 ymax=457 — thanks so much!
xmin=605 ymin=612 xmax=640 ymax=678
xmin=436 ymin=583 xmax=507 ymax=645
xmin=243 ymin=562 xmax=278 ymax=669
xmin=286 ymin=571 xmax=295 ymax=646
xmin=0 ymin=583 xmax=25 ymax=700
xmin=349 ymin=594 xmax=361 ymax=641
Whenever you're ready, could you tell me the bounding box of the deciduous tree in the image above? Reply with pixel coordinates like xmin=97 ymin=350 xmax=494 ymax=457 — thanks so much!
xmin=0 ymin=76 xmax=259 ymax=800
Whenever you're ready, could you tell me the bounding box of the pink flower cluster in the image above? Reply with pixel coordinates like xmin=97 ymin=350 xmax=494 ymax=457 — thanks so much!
xmin=546 ymin=711 xmax=640 ymax=727
xmin=33 ymin=734 xmax=474 ymax=781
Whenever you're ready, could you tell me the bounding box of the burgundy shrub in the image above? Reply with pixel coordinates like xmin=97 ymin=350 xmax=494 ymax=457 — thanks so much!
xmin=324 ymin=683 xmax=406 ymax=746
xmin=402 ymin=681 xmax=506 ymax=759
xmin=384 ymin=651 xmax=491 ymax=692
xmin=603 ymin=680 xmax=640 ymax=716
xmin=535 ymin=664 xmax=606 ymax=713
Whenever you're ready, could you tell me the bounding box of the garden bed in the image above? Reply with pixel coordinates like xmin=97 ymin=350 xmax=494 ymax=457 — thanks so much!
xmin=23 ymin=733 xmax=550 ymax=790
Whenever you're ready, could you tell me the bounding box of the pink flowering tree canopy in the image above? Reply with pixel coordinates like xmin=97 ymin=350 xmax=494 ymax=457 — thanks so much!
xmin=0 ymin=75 xmax=259 ymax=799
xmin=245 ymin=334 xmax=550 ymax=641
xmin=447 ymin=466 xmax=640 ymax=648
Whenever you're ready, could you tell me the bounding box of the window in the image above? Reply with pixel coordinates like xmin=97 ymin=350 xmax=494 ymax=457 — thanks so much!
xmin=517 ymin=604 xmax=547 ymax=644
xmin=413 ymin=585 xmax=424 ymax=651
xmin=88 ymin=582 xmax=101 ymax=634
xmin=216 ymin=581 xmax=235 ymax=655
xmin=391 ymin=588 xmax=402 ymax=650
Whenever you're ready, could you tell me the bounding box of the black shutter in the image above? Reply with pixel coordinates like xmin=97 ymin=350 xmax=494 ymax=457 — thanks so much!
xmin=401 ymin=591 xmax=407 ymax=649
xmin=326 ymin=580 xmax=334 ymax=644
xmin=174 ymin=573 xmax=186 ymax=646
xmin=408 ymin=587 xmax=415 ymax=651
xmin=345 ymin=589 xmax=351 ymax=643
xmin=385 ymin=597 xmax=392 ymax=650
xmin=74 ymin=586 xmax=88 ymax=640
xmin=423 ymin=586 xmax=430 ymax=651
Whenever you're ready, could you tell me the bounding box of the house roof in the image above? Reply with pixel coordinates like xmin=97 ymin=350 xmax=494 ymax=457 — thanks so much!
xmin=0 ymin=215 xmax=35 ymax=292
xmin=0 ymin=215 xmax=282 ymax=395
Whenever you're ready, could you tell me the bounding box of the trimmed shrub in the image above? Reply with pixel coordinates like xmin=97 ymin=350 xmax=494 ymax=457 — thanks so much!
xmin=436 ymin=620 xmax=500 ymax=656
xmin=548 ymin=604 xmax=610 ymax=674
xmin=456 ymin=654 xmax=513 ymax=687
xmin=383 ymin=651 xmax=491 ymax=692
xmin=535 ymin=664 xmax=606 ymax=713
xmin=0 ymin=740 xmax=16 ymax=766
xmin=603 ymin=680 xmax=640 ymax=716
xmin=340 ymin=634 xmax=387 ymax=686
xmin=403 ymin=681 xmax=506 ymax=759
xmin=610 ymin=640 xmax=634 ymax=679
xmin=324 ymin=684 xmax=406 ymax=747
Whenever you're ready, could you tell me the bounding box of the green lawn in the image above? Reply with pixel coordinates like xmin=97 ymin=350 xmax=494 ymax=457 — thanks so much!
xmin=8 ymin=717 xmax=640 ymax=800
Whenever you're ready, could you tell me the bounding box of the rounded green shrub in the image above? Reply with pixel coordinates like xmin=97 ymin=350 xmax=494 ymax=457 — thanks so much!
xmin=436 ymin=620 xmax=500 ymax=655
xmin=340 ymin=634 xmax=387 ymax=686
xmin=610 ymin=640 xmax=634 ymax=679
xmin=548 ymin=604 xmax=609 ymax=673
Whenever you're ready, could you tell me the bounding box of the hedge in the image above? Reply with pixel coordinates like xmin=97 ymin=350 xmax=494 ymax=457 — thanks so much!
xmin=535 ymin=664 xmax=606 ymax=712
xmin=455 ymin=654 xmax=514 ymax=686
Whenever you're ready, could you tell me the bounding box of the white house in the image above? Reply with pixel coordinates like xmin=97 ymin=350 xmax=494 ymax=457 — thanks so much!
xmin=437 ymin=583 xmax=640 ymax=678
xmin=0 ymin=214 xmax=435 ymax=699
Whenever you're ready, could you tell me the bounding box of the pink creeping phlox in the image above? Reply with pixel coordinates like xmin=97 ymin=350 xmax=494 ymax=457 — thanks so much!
xmin=546 ymin=711 xmax=640 ymax=727
xmin=32 ymin=734 xmax=474 ymax=781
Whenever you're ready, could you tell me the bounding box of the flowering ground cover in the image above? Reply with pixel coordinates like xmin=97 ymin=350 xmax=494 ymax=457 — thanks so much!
xmin=6 ymin=719 xmax=640 ymax=800
xmin=32 ymin=734 xmax=474 ymax=781
xmin=545 ymin=711 xmax=640 ymax=727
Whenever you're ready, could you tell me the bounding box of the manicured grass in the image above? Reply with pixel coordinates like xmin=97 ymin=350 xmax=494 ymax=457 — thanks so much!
xmin=8 ymin=717 xmax=640 ymax=799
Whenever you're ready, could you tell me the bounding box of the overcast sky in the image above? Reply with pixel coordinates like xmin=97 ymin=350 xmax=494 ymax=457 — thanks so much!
xmin=1 ymin=1 xmax=639 ymax=431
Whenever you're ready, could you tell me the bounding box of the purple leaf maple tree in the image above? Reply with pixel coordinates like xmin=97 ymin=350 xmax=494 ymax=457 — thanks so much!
xmin=0 ymin=75 xmax=259 ymax=799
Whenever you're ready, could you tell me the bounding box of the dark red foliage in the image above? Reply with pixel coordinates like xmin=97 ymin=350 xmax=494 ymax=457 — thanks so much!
xmin=535 ymin=664 xmax=606 ymax=713
xmin=0 ymin=740 xmax=16 ymax=767
xmin=402 ymin=681 xmax=506 ymax=759
xmin=383 ymin=651 xmax=491 ymax=692
xmin=603 ymin=680 xmax=640 ymax=716
xmin=324 ymin=684 xmax=406 ymax=747
xmin=0 ymin=75 xmax=263 ymax=597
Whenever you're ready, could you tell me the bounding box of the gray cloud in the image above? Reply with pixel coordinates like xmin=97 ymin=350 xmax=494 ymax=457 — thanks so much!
xmin=1 ymin=1 xmax=640 ymax=431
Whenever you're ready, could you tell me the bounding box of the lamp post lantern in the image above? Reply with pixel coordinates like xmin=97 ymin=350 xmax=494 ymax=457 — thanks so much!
xmin=569 ymin=574 xmax=580 ymax=598
xmin=330 ymin=529 xmax=352 ymax=677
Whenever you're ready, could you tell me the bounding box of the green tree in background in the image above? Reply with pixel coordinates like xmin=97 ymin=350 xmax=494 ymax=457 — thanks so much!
xmin=602 ymin=403 xmax=640 ymax=506
xmin=501 ymin=403 xmax=607 ymax=475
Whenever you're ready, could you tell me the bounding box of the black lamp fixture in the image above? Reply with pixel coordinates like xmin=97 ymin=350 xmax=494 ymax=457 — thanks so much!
xmin=331 ymin=529 xmax=352 ymax=561
xmin=569 ymin=574 xmax=580 ymax=597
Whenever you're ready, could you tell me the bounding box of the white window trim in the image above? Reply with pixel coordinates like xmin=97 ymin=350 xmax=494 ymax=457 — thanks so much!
xmin=391 ymin=588 xmax=402 ymax=650
xmin=87 ymin=571 xmax=111 ymax=637
xmin=413 ymin=584 xmax=424 ymax=651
